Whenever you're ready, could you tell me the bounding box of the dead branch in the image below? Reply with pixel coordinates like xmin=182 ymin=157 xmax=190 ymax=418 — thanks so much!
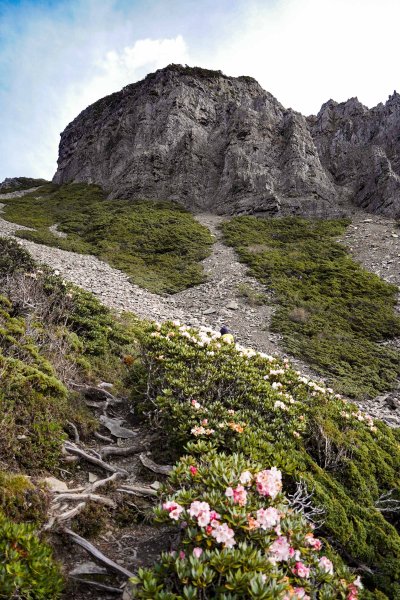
xmin=139 ymin=453 xmax=172 ymax=475
xmin=52 ymin=493 xmax=116 ymax=508
xmin=67 ymin=421 xmax=80 ymax=443
xmin=101 ymin=444 xmax=145 ymax=459
xmin=89 ymin=472 xmax=120 ymax=492
xmin=64 ymin=441 xmax=128 ymax=475
xmin=70 ymin=578 xmax=123 ymax=594
xmin=63 ymin=528 xmax=135 ymax=578
xmin=375 ymin=490 xmax=400 ymax=513
xmin=94 ymin=431 xmax=113 ymax=443
xmin=117 ymin=485 xmax=157 ymax=497
xmin=57 ymin=502 xmax=87 ymax=521
xmin=288 ymin=479 xmax=325 ymax=527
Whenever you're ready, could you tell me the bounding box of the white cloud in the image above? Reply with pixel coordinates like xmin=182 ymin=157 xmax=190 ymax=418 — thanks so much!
xmin=208 ymin=0 xmax=400 ymax=114
xmin=1 ymin=0 xmax=400 ymax=181
xmin=0 ymin=28 xmax=189 ymax=181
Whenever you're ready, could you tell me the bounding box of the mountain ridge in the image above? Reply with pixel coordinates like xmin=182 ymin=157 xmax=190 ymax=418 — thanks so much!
xmin=53 ymin=64 xmax=400 ymax=218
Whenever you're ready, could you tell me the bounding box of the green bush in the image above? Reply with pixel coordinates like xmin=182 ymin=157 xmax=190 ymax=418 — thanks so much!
xmin=130 ymin=321 xmax=400 ymax=597
xmin=221 ymin=217 xmax=400 ymax=398
xmin=0 ymin=511 xmax=63 ymax=599
xmin=133 ymin=449 xmax=361 ymax=599
xmin=0 ymin=237 xmax=35 ymax=277
xmin=2 ymin=183 xmax=213 ymax=293
xmin=0 ymin=472 xmax=49 ymax=525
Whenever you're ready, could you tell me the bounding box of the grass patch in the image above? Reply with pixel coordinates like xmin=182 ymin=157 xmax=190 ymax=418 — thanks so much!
xmin=2 ymin=183 xmax=213 ymax=294
xmin=221 ymin=216 xmax=400 ymax=398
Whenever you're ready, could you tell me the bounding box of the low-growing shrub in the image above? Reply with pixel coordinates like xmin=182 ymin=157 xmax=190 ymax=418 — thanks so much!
xmin=2 ymin=183 xmax=213 ymax=293
xmin=132 ymin=449 xmax=362 ymax=599
xmin=130 ymin=321 xmax=400 ymax=597
xmin=0 ymin=237 xmax=35 ymax=277
xmin=0 ymin=511 xmax=63 ymax=599
xmin=221 ymin=217 xmax=400 ymax=398
xmin=0 ymin=472 xmax=49 ymax=525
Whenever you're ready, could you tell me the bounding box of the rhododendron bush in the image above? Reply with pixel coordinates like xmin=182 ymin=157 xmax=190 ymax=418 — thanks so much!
xmin=131 ymin=451 xmax=361 ymax=599
xmin=130 ymin=321 xmax=400 ymax=598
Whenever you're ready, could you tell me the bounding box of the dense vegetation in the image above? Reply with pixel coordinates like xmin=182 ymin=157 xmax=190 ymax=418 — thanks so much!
xmin=0 ymin=238 xmax=134 ymax=598
xmin=1 ymin=183 xmax=213 ymax=293
xmin=221 ymin=216 xmax=400 ymax=398
xmin=1 ymin=229 xmax=400 ymax=598
xmin=130 ymin=321 xmax=400 ymax=598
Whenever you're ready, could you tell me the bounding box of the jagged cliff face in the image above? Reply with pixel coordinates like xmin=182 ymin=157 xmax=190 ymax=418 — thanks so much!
xmin=309 ymin=93 xmax=400 ymax=216
xmin=53 ymin=65 xmax=400 ymax=217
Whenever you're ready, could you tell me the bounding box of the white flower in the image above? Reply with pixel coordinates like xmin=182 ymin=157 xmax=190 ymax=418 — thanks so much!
xmin=211 ymin=523 xmax=236 ymax=548
xmin=239 ymin=470 xmax=253 ymax=485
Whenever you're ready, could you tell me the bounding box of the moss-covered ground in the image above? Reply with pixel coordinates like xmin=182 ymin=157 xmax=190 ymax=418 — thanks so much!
xmin=221 ymin=216 xmax=400 ymax=399
xmin=1 ymin=183 xmax=213 ymax=294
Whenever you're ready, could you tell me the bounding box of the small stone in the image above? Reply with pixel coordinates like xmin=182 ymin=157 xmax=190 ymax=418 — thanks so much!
xmin=203 ymin=307 xmax=216 ymax=315
xmin=391 ymin=233 xmax=398 ymax=238
xmin=151 ymin=481 xmax=161 ymax=490
xmin=226 ymin=301 xmax=239 ymax=310
xmin=88 ymin=472 xmax=99 ymax=483
xmin=42 ymin=477 xmax=69 ymax=493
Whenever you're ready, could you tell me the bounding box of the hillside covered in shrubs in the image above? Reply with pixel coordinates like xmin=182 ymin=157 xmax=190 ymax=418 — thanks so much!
xmin=0 ymin=236 xmax=400 ymax=599
xmin=1 ymin=183 xmax=213 ymax=293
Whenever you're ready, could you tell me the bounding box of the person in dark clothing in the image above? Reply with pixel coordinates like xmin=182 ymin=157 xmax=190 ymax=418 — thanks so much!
xmin=220 ymin=326 xmax=234 ymax=344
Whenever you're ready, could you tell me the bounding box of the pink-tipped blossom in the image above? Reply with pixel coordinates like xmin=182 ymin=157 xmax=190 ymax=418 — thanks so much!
xmin=318 ymin=556 xmax=334 ymax=574
xmin=255 ymin=467 xmax=282 ymax=499
xmin=269 ymin=536 xmax=292 ymax=562
xmin=225 ymin=484 xmax=247 ymax=506
xmin=211 ymin=522 xmax=236 ymax=548
xmin=305 ymin=533 xmax=322 ymax=550
xmin=193 ymin=547 xmax=203 ymax=558
xmin=162 ymin=501 xmax=184 ymax=521
xmin=292 ymin=562 xmax=310 ymax=579
xmin=256 ymin=507 xmax=280 ymax=530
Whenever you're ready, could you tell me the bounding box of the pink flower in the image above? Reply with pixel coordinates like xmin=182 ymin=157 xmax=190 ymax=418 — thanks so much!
xmin=162 ymin=501 xmax=184 ymax=521
xmin=191 ymin=399 xmax=201 ymax=410
xmin=179 ymin=551 xmax=186 ymax=560
xmin=225 ymin=484 xmax=247 ymax=506
xmin=293 ymin=589 xmax=310 ymax=600
xmin=255 ymin=467 xmax=282 ymax=499
xmin=305 ymin=533 xmax=322 ymax=550
xmin=189 ymin=466 xmax=198 ymax=476
xmin=256 ymin=507 xmax=280 ymax=530
xmin=189 ymin=500 xmax=211 ymax=527
xmin=239 ymin=470 xmax=253 ymax=485
xmin=193 ymin=547 xmax=203 ymax=558
xmin=201 ymin=419 xmax=208 ymax=426
xmin=211 ymin=522 xmax=236 ymax=548
xmin=292 ymin=561 xmax=310 ymax=578
xmin=318 ymin=556 xmax=334 ymax=575
xmin=269 ymin=536 xmax=291 ymax=562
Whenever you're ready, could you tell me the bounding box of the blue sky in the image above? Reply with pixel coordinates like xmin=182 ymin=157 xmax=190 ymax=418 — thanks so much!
xmin=1 ymin=0 xmax=399 ymax=181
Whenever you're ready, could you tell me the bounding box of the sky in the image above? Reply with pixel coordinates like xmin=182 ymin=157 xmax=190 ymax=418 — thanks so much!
xmin=1 ymin=0 xmax=399 ymax=181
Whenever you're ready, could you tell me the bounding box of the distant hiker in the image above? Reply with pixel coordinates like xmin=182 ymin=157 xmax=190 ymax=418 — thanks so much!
xmin=220 ymin=326 xmax=235 ymax=344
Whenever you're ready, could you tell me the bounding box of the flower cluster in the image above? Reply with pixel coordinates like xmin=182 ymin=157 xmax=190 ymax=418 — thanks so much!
xmin=139 ymin=452 xmax=362 ymax=599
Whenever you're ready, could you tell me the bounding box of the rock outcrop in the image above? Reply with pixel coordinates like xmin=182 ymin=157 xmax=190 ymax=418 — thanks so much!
xmin=53 ymin=65 xmax=400 ymax=217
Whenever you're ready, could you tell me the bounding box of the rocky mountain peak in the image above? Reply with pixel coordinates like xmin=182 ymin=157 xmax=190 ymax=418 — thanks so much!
xmin=53 ymin=64 xmax=400 ymax=218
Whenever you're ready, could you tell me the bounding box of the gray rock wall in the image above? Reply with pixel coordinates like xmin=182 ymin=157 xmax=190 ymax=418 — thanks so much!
xmin=53 ymin=65 xmax=400 ymax=218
